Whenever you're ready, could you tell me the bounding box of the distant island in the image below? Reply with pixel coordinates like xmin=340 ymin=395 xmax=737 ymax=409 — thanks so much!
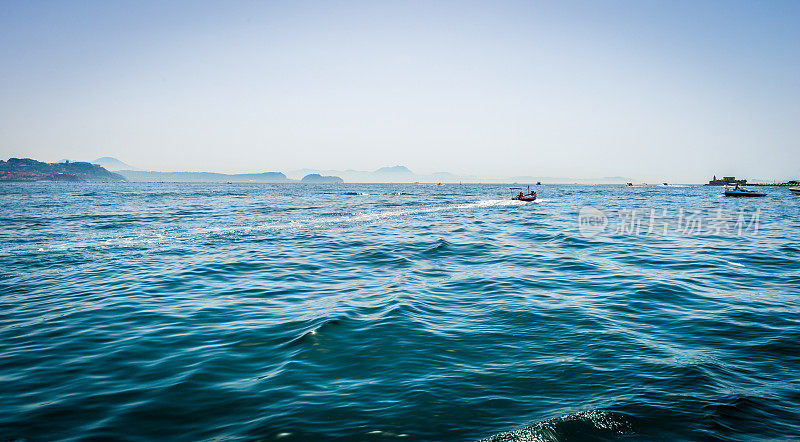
xmin=0 ymin=158 xmax=125 ymax=182
xmin=301 ymin=173 xmax=343 ymax=183
xmin=289 ymin=165 xmax=465 ymax=183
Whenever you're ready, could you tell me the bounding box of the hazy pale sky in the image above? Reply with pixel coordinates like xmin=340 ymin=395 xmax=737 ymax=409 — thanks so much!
xmin=1 ymin=0 xmax=798 ymax=181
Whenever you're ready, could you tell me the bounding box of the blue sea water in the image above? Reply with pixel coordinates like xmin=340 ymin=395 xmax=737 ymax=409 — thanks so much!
xmin=1 ymin=182 xmax=799 ymax=441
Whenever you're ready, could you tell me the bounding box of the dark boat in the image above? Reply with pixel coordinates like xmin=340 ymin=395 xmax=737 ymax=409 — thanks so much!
xmin=513 ymin=194 xmax=537 ymax=202
xmin=724 ymin=187 xmax=766 ymax=197
xmin=512 ymin=186 xmax=537 ymax=202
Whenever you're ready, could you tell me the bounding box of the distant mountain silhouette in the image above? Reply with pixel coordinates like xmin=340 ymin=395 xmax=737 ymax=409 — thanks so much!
xmin=374 ymin=165 xmax=413 ymax=175
xmin=117 ymin=170 xmax=291 ymax=183
xmin=0 ymin=158 xmax=125 ymax=182
xmin=92 ymin=157 xmax=133 ymax=171
xmin=301 ymin=173 xmax=343 ymax=183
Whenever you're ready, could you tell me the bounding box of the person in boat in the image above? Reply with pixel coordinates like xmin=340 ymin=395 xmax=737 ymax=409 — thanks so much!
xmin=518 ymin=192 xmax=524 ymax=199
xmin=734 ymin=183 xmax=740 ymax=190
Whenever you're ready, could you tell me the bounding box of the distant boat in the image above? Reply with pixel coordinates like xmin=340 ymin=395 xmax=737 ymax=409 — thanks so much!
xmin=662 ymin=182 xmax=669 ymax=186
xmin=536 ymin=181 xmax=541 ymax=185
xmin=724 ymin=187 xmax=766 ymax=197
xmin=790 ymin=187 xmax=800 ymax=195
xmin=625 ymin=182 xmax=633 ymax=187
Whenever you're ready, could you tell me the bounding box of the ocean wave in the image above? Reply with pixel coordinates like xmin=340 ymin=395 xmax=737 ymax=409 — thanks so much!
xmin=482 ymin=410 xmax=636 ymax=441
xmin=3 ymin=183 xmax=799 ymax=441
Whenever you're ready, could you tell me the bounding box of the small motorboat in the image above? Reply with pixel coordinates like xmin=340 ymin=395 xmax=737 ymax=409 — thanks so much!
xmin=625 ymin=182 xmax=633 ymax=187
xmin=512 ymin=186 xmax=537 ymax=202
xmin=724 ymin=187 xmax=766 ymax=197
xmin=513 ymin=192 xmax=537 ymax=202
xmin=790 ymin=187 xmax=800 ymax=195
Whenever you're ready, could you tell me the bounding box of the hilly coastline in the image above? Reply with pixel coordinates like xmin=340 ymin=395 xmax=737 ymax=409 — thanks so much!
xmin=1 ymin=158 xmax=125 ymax=182
xmin=2 ymin=157 xmax=640 ymax=184
xmin=0 ymin=157 xmax=337 ymax=183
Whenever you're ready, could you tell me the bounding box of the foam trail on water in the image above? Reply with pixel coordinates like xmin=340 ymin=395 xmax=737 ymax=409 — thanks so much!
xmin=25 ymin=198 xmax=544 ymax=250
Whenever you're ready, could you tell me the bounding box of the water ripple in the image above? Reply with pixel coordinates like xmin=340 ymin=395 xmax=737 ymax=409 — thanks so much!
xmin=1 ymin=183 xmax=799 ymax=440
